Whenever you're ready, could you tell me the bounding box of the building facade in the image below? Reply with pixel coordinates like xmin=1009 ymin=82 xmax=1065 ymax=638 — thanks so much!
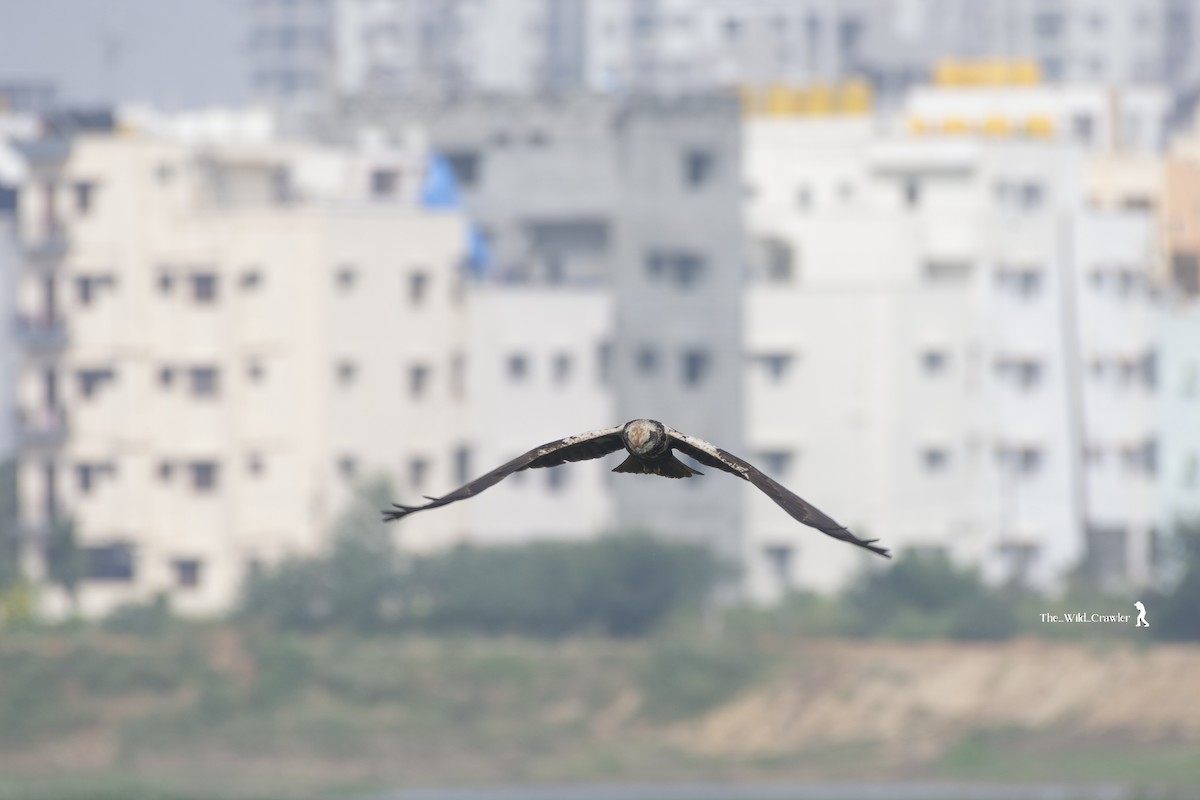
xmin=739 ymin=105 xmax=1193 ymax=601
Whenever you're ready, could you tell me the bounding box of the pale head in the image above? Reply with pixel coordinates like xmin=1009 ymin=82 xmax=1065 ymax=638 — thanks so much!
xmin=623 ymin=418 xmax=666 ymax=456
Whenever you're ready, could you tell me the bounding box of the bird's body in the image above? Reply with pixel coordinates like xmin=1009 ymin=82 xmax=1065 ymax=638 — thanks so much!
xmin=383 ymin=418 xmax=890 ymax=558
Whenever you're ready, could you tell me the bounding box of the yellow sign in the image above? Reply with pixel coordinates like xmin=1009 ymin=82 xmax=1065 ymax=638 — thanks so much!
xmin=934 ymin=59 xmax=1042 ymax=86
xmin=741 ymin=80 xmax=874 ymax=117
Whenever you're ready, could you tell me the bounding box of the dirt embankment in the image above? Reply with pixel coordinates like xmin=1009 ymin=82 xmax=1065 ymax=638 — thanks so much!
xmin=673 ymin=638 xmax=1200 ymax=763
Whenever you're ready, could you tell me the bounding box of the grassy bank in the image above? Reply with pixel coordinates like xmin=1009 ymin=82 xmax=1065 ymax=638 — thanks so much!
xmin=1 ymin=627 xmax=1198 ymax=798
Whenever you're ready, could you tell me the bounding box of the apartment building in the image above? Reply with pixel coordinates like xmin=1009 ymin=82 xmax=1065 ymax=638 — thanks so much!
xmin=323 ymin=92 xmax=748 ymax=561
xmin=739 ymin=101 xmax=1200 ymax=601
xmin=10 ymin=116 xmax=480 ymax=615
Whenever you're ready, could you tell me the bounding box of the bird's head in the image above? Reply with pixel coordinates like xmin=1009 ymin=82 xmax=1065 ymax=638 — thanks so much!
xmin=623 ymin=418 xmax=667 ymax=457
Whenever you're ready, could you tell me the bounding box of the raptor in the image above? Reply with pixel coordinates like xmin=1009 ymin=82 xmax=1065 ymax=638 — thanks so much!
xmin=382 ymin=419 xmax=890 ymax=558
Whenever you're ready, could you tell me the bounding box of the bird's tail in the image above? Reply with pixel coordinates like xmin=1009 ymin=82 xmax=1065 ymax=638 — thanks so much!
xmin=611 ymin=454 xmax=703 ymax=479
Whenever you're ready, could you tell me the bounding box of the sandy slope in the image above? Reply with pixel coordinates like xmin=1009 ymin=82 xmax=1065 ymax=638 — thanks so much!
xmin=673 ymin=638 xmax=1200 ymax=762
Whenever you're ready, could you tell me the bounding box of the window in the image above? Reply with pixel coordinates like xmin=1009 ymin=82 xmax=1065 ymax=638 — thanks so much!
xmin=83 ymin=542 xmax=136 ymax=582
xmin=190 ymin=367 xmax=219 ymax=398
xmin=74 ymin=181 xmax=95 ymax=214
xmin=338 ymin=456 xmax=357 ymax=479
xmin=921 ymin=350 xmax=948 ymax=374
xmin=173 ymin=558 xmax=203 ymax=589
xmin=190 ymin=462 xmax=219 ymax=492
xmin=1019 ymin=183 xmax=1044 ymax=210
xmin=78 ymin=368 xmax=116 ymax=399
xmin=903 ymin=179 xmax=921 ymax=209
xmin=996 ymin=446 xmax=1042 ymax=475
xmin=192 ymin=273 xmax=218 ymax=303
xmin=240 ymin=269 xmax=263 ymax=290
xmin=684 ymin=149 xmax=716 ymax=188
xmin=755 ymin=353 xmax=794 ymax=382
xmin=995 ymin=358 xmax=1044 ymax=388
xmin=248 ymin=359 xmax=266 ymax=382
xmin=371 ymin=168 xmax=399 ymax=197
xmin=76 ymin=275 xmax=115 ymax=307
xmin=1122 ymin=439 xmax=1157 ymax=476
xmin=409 ymin=363 xmax=431 ymax=398
xmin=1072 ymin=114 xmax=1095 ymax=144
xmin=1035 ymin=11 xmax=1063 ymax=37
xmin=454 ymin=446 xmax=471 ymax=484
xmin=597 ymin=342 xmax=612 ymax=385
xmin=336 ymin=360 xmax=358 ymax=386
xmin=409 ymin=271 xmax=429 ymax=305
xmin=335 ymin=266 xmax=357 ymax=290
xmin=546 ymin=467 xmax=568 ymax=492
xmin=682 ymin=348 xmax=711 ymax=387
xmin=760 ymin=237 xmax=795 ymax=284
xmin=76 ymin=462 xmax=116 ymax=494
xmin=552 ymin=353 xmax=572 ymax=384
xmin=759 ymin=450 xmax=793 ymax=476
xmin=450 ymin=352 xmax=466 ymax=398
xmin=507 ymin=353 xmax=529 ymax=382
xmin=637 ymin=346 xmax=659 ymax=375
xmin=158 ymin=461 xmax=173 ymax=482
xmin=444 ymin=150 xmax=481 ymax=188
xmin=763 ymin=544 xmax=794 ymax=586
xmin=645 ymin=250 xmax=706 ymax=288
xmin=158 ymin=270 xmax=174 ymax=294
xmin=924 ymin=260 xmax=972 ymax=283
xmin=922 ymin=447 xmax=950 ymax=471
xmin=409 ymin=458 xmax=429 ymax=489
xmin=248 ymin=453 xmax=265 ymax=476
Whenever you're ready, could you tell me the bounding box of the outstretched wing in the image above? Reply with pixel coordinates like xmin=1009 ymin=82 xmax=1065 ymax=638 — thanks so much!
xmin=664 ymin=426 xmax=891 ymax=558
xmin=383 ymin=425 xmax=625 ymax=522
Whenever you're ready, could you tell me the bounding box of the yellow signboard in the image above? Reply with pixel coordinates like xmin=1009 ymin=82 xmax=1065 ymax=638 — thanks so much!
xmin=741 ymin=80 xmax=874 ymax=117
xmin=934 ymin=59 xmax=1042 ymax=86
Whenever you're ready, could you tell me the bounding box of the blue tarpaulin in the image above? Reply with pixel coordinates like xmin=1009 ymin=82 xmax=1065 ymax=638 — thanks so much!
xmin=419 ymin=152 xmax=462 ymax=210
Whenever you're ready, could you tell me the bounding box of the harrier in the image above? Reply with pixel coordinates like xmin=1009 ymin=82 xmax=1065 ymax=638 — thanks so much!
xmin=382 ymin=419 xmax=890 ymax=558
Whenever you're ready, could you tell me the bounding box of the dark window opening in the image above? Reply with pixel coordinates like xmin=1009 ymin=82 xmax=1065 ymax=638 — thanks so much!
xmin=173 ymin=558 xmax=203 ymax=589
xmin=78 ymin=368 xmax=116 ymax=399
xmin=507 ymin=354 xmax=529 ymax=382
xmin=409 ymin=363 xmax=431 ymax=398
xmin=84 ymin=542 xmax=136 ymax=582
xmin=190 ymin=367 xmax=219 ymax=398
xmin=444 ymin=151 xmax=481 ymax=188
xmin=409 ymin=271 xmax=430 ymax=305
xmin=682 ymin=348 xmax=711 ymax=387
xmin=190 ymin=462 xmax=218 ymax=492
xmin=192 ymin=273 xmax=218 ymax=303
xmin=684 ymin=149 xmax=716 ymax=188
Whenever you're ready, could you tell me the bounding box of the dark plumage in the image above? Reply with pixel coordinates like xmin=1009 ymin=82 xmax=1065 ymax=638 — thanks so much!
xmin=382 ymin=418 xmax=890 ymax=558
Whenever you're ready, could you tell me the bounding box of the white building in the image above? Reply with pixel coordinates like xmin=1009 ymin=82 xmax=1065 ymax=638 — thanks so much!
xmin=10 ymin=116 xmax=477 ymax=615
xmin=740 ymin=109 xmax=1178 ymax=601
xmin=9 ymin=107 xmax=634 ymax=616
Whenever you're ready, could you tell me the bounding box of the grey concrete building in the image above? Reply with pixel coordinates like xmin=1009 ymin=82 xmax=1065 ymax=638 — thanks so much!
xmin=313 ymin=92 xmax=747 ymax=558
xmin=246 ymin=0 xmax=1200 ymax=123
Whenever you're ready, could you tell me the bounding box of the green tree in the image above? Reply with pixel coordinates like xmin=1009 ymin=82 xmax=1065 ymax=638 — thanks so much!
xmin=0 ymin=459 xmax=20 ymax=592
xmin=45 ymin=515 xmax=82 ymax=615
xmin=1150 ymin=519 xmax=1200 ymax=641
xmin=241 ymin=475 xmax=405 ymax=632
xmin=842 ymin=549 xmax=1017 ymax=640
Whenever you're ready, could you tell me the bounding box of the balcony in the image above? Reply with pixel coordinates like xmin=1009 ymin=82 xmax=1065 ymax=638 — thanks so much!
xmin=14 ymin=314 xmax=68 ymax=352
xmin=16 ymin=406 xmax=68 ymax=449
xmin=23 ymin=228 xmax=70 ymax=267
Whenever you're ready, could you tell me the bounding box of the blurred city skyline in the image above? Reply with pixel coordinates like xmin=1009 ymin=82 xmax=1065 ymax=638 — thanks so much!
xmin=2 ymin=1 xmax=1200 ymax=619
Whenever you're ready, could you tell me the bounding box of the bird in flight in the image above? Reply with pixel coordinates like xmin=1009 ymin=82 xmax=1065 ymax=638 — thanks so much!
xmin=382 ymin=419 xmax=890 ymax=558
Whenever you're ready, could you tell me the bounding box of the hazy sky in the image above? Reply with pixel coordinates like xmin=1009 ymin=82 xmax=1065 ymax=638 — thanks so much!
xmin=0 ymin=0 xmax=250 ymax=110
